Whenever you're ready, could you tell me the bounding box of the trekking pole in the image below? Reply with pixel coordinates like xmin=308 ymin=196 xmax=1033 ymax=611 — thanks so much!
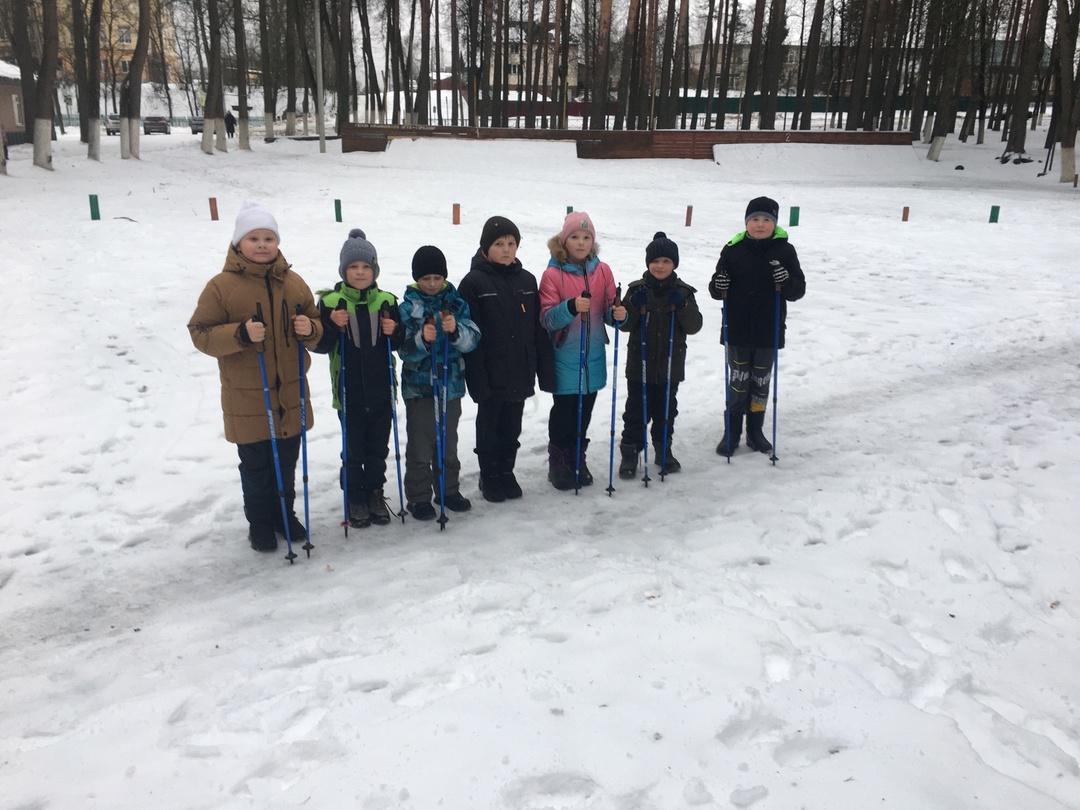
xmin=574 ymin=291 xmax=591 ymax=494
xmin=639 ymin=303 xmax=651 ymax=487
xmin=336 ymin=299 xmax=349 ymax=536
xmin=254 ymin=303 xmax=297 ymax=563
xmin=295 ymin=305 xmax=313 ymax=557
xmin=606 ymin=285 xmax=622 ymax=496
xmin=722 ymin=294 xmax=731 ymax=463
xmin=771 ymin=284 xmax=781 ymax=465
xmin=659 ymin=304 xmax=676 ymax=482
xmin=438 ymin=309 xmax=451 ymax=529
xmin=381 ymin=302 xmax=407 ymax=523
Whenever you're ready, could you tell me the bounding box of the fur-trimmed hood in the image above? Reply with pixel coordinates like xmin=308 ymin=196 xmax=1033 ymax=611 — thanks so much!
xmin=547 ymin=235 xmax=601 ymax=266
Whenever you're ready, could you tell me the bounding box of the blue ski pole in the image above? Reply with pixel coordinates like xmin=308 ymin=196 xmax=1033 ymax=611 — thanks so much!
xmin=771 ymin=284 xmax=781 ymax=465
xmin=438 ymin=311 xmax=451 ymax=529
xmin=606 ymin=285 xmax=622 ymax=496
xmin=254 ymin=304 xmax=296 ymax=563
xmin=659 ymin=305 xmax=676 ymax=481
xmin=722 ymin=294 xmax=732 ymax=463
xmin=381 ymin=302 xmax=407 ymax=523
xmin=639 ymin=304 xmax=650 ymax=487
xmin=430 ymin=315 xmax=448 ymax=526
xmin=295 ymin=305 xmax=313 ymax=557
xmin=574 ymin=292 xmax=590 ymax=495
xmin=336 ymin=299 xmax=349 ymax=536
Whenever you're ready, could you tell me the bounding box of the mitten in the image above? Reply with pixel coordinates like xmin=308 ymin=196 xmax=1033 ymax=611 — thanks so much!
xmin=630 ymin=288 xmax=648 ymax=308
xmin=770 ymin=260 xmax=790 ymax=284
xmin=667 ymin=288 xmax=685 ymax=310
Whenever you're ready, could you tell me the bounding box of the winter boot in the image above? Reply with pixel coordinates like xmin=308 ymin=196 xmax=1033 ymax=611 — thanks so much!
xmin=547 ymin=443 xmax=577 ymax=491
xmin=478 ymin=453 xmax=507 ymax=503
xmin=716 ymin=411 xmax=744 ymax=457
xmin=576 ymin=438 xmax=593 ymax=487
xmin=246 ymin=504 xmax=278 ymax=552
xmin=655 ymin=443 xmax=681 ymax=474
xmin=368 ymin=488 xmax=391 ymax=525
xmin=618 ymin=443 xmax=639 ymax=480
xmin=348 ymin=498 xmax=371 ymax=529
xmin=500 ymin=451 xmax=523 ymax=500
xmin=442 ymin=492 xmax=472 ymax=512
xmin=744 ymin=410 xmax=773 ymax=454
xmin=407 ymin=501 xmax=437 ymax=521
xmin=274 ymin=497 xmax=307 ymax=543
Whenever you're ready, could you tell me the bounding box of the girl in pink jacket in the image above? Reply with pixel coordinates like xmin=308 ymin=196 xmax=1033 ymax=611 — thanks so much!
xmin=539 ymin=212 xmax=627 ymax=491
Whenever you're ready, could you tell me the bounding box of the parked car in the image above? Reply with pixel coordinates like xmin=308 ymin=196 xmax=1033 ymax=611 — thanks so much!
xmin=103 ymin=114 xmax=121 ymax=136
xmin=190 ymin=116 xmax=204 ymax=134
xmin=143 ymin=116 xmax=171 ymax=135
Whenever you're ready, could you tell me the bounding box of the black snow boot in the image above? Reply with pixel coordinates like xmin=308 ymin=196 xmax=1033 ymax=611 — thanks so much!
xmin=655 ymin=443 xmax=681 ymax=474
xmin=716 ymin=411 xmax=744 ymax=457
xmin=246 ymin=503 xmax=278 ymax=552
xmin=368 ymin=488 xmax=391 ymax=525
xmin=478 ymin=453 xmax=507 ymax=503
xmin=547 ymin=443 xmax=577 ymax=491
xmin=744 ymin=411 xmax=773 ymax=454
xmin=618 ymin=443 xmax=639 ymax=480
xmin=500 ymin=451 xmax=523 ymax=500
xmin=575 ymin=438 xmax=593 ymax=487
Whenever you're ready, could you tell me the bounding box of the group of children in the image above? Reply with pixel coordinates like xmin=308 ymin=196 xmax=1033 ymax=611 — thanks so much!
xmin=188 ymin=198 xmax=806 ymax=553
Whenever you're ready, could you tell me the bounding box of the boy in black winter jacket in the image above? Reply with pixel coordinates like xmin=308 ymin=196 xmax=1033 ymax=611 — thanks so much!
xmin=618 ymin=232 xmax=703 ymax=479
xmin=312 ymin=228 xmax=405 ymax=528
xmin=709 ymin=196 xmax=806 ymax=457
xmin=457 ymin=216 xmax=555 ymax=503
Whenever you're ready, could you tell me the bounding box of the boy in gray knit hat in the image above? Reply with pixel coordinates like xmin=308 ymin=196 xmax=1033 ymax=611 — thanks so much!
xmin=312 ymin=228 xmax=405 ymax=528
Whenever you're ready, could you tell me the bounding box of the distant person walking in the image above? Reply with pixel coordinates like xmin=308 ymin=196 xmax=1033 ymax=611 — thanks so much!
xmin=224 ymin=111 xmax=236 ymax=138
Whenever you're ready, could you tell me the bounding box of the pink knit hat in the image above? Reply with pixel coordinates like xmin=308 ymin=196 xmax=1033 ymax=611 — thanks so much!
xmin=559 ymin=212 xmax=596 ymax=245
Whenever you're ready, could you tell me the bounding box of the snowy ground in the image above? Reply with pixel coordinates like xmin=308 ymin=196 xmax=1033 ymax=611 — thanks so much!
xmin=2 ymin=131 xmax=1079 ymax=809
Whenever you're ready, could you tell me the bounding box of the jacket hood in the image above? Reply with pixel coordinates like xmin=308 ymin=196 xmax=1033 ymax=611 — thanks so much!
xmin=547 ymin=235 xmax=600 ymax=266
xmin=727 ymin=225 xmax=790 ymax=247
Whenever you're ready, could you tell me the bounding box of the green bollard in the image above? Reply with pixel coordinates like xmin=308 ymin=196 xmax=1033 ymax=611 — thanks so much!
xmin=334 ymin=199 xmax=342 ymax=223
xmin=989 ymin=205 xmax=1000 ymax=223
xmin=566 ymin=205 xmax=573 ymax=214
xmin=89 ymin=194 xmax=100 ymax=221
xmin=789 ymin=206 xmax=800 ymax=227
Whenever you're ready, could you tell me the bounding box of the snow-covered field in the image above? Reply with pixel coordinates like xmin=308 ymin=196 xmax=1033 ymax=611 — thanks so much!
xmin=2 ymin=131 xmax=1078 ymax=809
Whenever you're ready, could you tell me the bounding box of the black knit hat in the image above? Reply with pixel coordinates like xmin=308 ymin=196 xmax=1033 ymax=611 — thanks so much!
xmin=479 ymin=215 xmax=522 ymax=254
xmin=412 ymin=245 xmax=448 ymax=281
xmin=645 ymin=231 xmax=679 ymax=268
xmin=745 ymin=196 xmax=779 ymax=224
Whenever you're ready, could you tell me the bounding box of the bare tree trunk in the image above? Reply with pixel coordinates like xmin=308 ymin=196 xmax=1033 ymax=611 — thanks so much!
xmin=741 ymin=0 xmax=766 ymax=129
xmin=758 ymin=0 xmax=787 ymax=129
xmin=203 ymin=0 xmax=226 ymax=153
xmin=795 ymin=0 xmax=824 ymax=129
xmin=232 ymin=0 xmax=250 ymax=148
xmin=614 ymin=0 xmax=641 ymax=129
xmin=117 ymin=0 xmax=149 ymax=159
xmin=1055 ymin=0 xmax=1080 ymax=180
xmin=32 ymin=0 xmax=59 ymax=169
xmin=927 ymin=0 xmax=971 ymax=160
xmin=260 ymin=0 xmax=277 ymax=139
xmin=844 ymin=0 xmax=874 ymax=130
xmin=337 ymin=0 xmax=351 ymax=131
xmin=1006 ymin=0 xmax=1050 ymax=155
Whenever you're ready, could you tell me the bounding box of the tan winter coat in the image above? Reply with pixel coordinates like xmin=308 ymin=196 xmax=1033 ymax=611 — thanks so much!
xmin=188 ymin=246 xmax=324 ymax=444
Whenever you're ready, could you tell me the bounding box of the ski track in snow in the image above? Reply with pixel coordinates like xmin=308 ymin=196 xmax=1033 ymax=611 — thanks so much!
xmin=1 ymin=134 xmax=1079 ymax=808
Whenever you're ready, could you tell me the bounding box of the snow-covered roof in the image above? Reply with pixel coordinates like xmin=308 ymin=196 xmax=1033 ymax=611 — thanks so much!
xmin=0 ymin=59 xmax=21 ymax=80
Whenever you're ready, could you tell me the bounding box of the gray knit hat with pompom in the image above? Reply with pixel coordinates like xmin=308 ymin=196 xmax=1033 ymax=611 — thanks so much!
xmin=339 ymin=228 xmax=379 ymax=280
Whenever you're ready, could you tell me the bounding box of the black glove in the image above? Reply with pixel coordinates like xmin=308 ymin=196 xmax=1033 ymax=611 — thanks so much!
xmin=711 ymin=274 xmax=730 ymax=295
xmin=630 ymin=288 xmax=648 ymax=308
xmin=770 ymin=260 xmax=789 ymax=284
xmin=667 ymin=288 xmax=685 ymax=310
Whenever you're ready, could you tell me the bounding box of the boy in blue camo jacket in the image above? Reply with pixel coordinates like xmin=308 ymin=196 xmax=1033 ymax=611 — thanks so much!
xmin=398 ymin=246 xmax=481 ymax=520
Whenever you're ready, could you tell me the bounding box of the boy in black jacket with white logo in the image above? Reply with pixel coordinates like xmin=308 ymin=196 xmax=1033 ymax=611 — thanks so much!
xmin=709 ymin=196 xmax=806 ymax=457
